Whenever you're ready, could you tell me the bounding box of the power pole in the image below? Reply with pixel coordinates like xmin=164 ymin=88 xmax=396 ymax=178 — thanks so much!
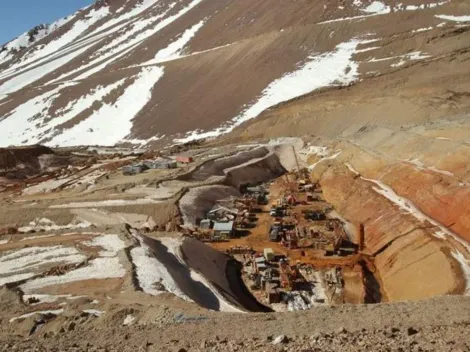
xmin=292 ymin=145 xmax=300 ymax=172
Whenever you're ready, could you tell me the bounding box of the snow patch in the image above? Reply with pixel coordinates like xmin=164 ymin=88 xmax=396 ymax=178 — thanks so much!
xmin=390 ymin=51 xmax=431 ymax=67
xmin=18 ymin=218 xmax=91 ymax=233
xmin=362 ymin=1 xmax=390 ymax=15
xmin=143 ymin=19 xmax=206 ymax=65
xmin=83 ymin=234 xmax=126 ymax=257
xmin=83 ymin=309 xmax=105 ymax=317
xmin=0 ymin=246 xmax=86 ymax=286
xmin=18 ymin=7 xmax=109 ymax=68
xmin=21 ymin=257 xmax=126 ymax=293
xmin=123 ymin=314 xmax=136 ymax=326
xmin=412 ymin=27 xmax=434 ymax=33
xmin=50 ymin=198 xmax=163 ymax=208
xmin=308 ymin=150 xmax=342 ymax=170
xmin=49 ymin=67 xmax=164 ymax=146
xmin=451 ymin=251 xmax=470 ymax=295
xmin=23 ymin=294 xmax=73 ymax=305
xmin=436 ymin=15 xmax=470 ymax=22
xmin=58 ymin=0 xmax=203 ymax=81
xmin=344 ymin=162 xmax=359 ymax=175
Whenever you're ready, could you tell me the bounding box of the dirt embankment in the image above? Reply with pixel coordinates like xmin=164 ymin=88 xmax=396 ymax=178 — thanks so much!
xmin=181 ymin=237 xmax=271 ymax=312
xmin=142 ymin=235 xmax=224 ymax=311
xmin=224 ymin=151 xmax=286 ymax=189
xmin=177 ymin=147 xmax=270 ymax=182
xmin=179 ymin=185 xmax=241 ymax=226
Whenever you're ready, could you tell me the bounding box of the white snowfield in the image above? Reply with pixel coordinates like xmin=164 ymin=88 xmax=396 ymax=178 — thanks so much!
xmin=0 ymin=0 xmax=206 ymax=147
xmin=318 ymin=0 xmax=449 ymax=24
xmin=368 ymin=51 xmax=431 ymax=67
xmin=0 ymin=7 xmax=110 ymax=95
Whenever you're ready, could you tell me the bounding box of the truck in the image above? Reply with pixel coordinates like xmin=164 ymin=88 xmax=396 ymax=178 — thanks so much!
xmin=269 ymin=223 xmax=282 ymax=242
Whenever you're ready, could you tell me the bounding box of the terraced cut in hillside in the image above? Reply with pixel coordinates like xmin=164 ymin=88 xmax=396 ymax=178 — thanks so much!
xmin=0 ymin=0 xmax=469 ymax=147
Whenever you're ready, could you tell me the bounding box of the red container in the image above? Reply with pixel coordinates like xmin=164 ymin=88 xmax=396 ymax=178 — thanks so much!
xmin=176 ymin=156 xmax=193 ymax=163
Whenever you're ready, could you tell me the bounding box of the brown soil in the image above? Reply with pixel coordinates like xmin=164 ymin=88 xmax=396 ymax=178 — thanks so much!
xmin=39 ymin=278 xmax=124 ymax=296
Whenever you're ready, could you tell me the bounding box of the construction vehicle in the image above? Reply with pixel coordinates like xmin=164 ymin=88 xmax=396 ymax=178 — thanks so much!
xmin=235 ymin=197 xmax=257 ymax=212
xmin=269 ymin=222 xmax=282 ymax=242
xmin=285 ymin=194 xmax=297 ymax=205
xmin=235 ymin=217 xmax=250 ymax=229
xmin=270 ymin=206 xmax=286 ymax=218
xmin=284 ymin=229 xmax=298 ymax=249
xmin=303 ymin=210 xmax=326 ymax=221
xmin=324 ymin=237 xmax=343 ymax=256
xmin=257 ymin=193 xmax=268 ymax=205
xmin=279 ymin=260 xmax=299 ymax=291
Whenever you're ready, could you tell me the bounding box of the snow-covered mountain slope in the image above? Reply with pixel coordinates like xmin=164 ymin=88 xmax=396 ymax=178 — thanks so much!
xmin=0 ymin=0 xmax=469 ymax=147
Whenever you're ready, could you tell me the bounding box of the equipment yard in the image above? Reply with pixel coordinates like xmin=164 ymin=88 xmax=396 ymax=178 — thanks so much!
xmin=186 ymin=170 xmax=369 ymax=310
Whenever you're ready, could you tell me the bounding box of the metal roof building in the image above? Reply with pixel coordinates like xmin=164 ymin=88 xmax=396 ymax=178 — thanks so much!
xmin=213 ymin=221 xmax=234 ymax=232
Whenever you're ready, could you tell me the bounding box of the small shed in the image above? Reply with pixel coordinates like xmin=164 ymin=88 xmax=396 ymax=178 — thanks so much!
xmin=263 ymin=248 xmax=275 ymax=261
xmin=144 ymin=159 xmax=178 ymax=169
xmin=254 ymin=256 xmax=267 ymax=272
xmin=199 ymin=219 xmax=212 ymax=229
xmin=122 ymin=165 xmax=143 ymax=175
xmin=213 ymin=221 xmax=234 ymax=238
xmin=176 ymin=156 xmax=193 ymax=163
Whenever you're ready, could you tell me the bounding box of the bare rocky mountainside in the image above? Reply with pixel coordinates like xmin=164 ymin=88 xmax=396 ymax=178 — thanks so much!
xmin=0 ymin=0 xmax=469 ymax=146
xmin=0 ymin=0 xmax=470 ymax=351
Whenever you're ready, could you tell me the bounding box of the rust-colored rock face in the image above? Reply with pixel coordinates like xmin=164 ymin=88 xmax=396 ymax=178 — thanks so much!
xmin=303 ymin=119 xmax=470 ymax=302
xmin=319 ymin=165 xmax=460 ymax=301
